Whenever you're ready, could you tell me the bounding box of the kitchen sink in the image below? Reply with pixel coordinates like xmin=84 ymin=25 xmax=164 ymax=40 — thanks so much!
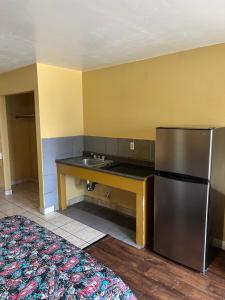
xmin=64 ymin=157 xmax=113 ymax=168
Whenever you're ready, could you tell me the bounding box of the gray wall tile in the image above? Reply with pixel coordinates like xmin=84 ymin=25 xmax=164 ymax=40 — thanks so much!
xmin=72 ymin=136 xmax=84 ymax=156
xmin=42 ymin=136 xmax=84 ymax=176
xmin=45 ymin=191 xmax=58 ymax=210
xmin=42 ymin=137 xmax=73 ymax=161
xmin=42 ymin=156 xmax=57 ymax=177
xmin=116 ymin=138 xmax=155 ymax=161
xmin=42 ymin=135 xmax=84 ymax=210
xmin=42 ymin=135 xmax=154 ymax=210
xmin=84 ymin=136 xmax=106 ymax=153
xmin=150 ymin=141 xmax=155 ymax=161
xmin=133 ymin=139 xmax=151 ymax=161
xmin=117 ymin=138 xmax=136 ymax=159
xmin=83 ymin=136 xmax=155 ymax=162
xmin=43 ymin=174 xmax=57 ymax=194
xmin=42 ymin=137 xmax=75 ymax=176
xmin=105 ymin=137 xmax=118 ymax=156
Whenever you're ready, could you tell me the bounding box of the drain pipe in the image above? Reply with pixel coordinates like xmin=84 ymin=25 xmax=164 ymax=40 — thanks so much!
xmin=86 ymin=180 xmax=97 ymax=191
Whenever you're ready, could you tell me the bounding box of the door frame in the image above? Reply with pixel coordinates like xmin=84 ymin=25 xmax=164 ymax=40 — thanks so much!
xmin=0 ymin=91 xmax=43 ymax=210
xmin=0 ymin=95 xmax=12 ymax=194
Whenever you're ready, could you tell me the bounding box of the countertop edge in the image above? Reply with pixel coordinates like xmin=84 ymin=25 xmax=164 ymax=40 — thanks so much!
xmin=56 ymin=159 xmax=154 ymax=181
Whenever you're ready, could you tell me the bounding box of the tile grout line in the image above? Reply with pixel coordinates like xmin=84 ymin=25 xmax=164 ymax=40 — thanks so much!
xmin=0 ymin=201 xmax=106 ymax=246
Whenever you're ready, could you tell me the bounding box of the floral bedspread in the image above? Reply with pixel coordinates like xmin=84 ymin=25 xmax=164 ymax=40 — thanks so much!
xmin=0 ymin=216 xmax=136 ymax=300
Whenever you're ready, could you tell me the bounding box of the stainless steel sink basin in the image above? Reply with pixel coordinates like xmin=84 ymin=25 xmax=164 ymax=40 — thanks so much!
xmin=77 ymin=158 xmax=106 ymax=167
xmin=66 ymin=157 xmax=112 ymax=168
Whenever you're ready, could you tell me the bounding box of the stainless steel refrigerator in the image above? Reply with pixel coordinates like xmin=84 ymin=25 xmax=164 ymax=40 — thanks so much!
xmin=154 ymin=127 xmax=225 ymax=272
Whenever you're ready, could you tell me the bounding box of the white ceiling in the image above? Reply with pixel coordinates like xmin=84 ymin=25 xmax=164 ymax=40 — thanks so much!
xmin=1 ymin=0 xmax=225 ymax=73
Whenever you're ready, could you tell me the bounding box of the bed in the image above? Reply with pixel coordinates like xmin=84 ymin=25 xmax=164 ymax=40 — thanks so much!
xmin=0 ymin=216 xmax=136 ymax=299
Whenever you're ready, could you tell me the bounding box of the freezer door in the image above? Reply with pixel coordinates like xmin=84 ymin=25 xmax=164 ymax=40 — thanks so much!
xmin=154 ymin=175 xmax=209 ymax=272
xmin=155 ymin=128 xmax=212 ymax=179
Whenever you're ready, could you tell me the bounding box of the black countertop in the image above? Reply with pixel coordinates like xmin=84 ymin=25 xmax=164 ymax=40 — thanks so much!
xmin=56 ymin=155 xmax=154 ymax=181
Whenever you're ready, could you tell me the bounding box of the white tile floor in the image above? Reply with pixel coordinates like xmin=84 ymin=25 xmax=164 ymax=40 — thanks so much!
xmin=61 ymin=199 xmax=138 ymax=248
xmin=0 ymin=182 xmax=106 ymax=249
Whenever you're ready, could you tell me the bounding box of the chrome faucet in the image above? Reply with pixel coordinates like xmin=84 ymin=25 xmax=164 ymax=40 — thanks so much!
xmin=90 ymin=153 xmax=105 ymax=160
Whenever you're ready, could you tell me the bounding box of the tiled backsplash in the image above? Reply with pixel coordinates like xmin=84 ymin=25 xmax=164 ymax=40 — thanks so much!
xmin=41 ymin=135 xmax=155 ymax=210
xmin=84 ymin=136 xmax=155 ymax=161
xmin=42 ymin=136 xmax=84 ymax=210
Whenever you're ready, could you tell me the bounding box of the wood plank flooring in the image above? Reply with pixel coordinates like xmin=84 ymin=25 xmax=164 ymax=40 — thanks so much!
xmin=87 ymin=236 xmax=225 ymax=300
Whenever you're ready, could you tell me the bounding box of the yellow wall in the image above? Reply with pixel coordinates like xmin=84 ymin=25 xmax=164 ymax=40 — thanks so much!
xmin=0 ymin=64 xmax=84 ymax=206
xmin=0 ymin=65 xmax=44 ymax=207
xmin=30 ymin=119 xmax=38 ymax=180
xmin=6 ymin=92 xmax=38 ymax=183
xmin=1 ymin=44 xmax=225 ymax=242
xmin=83 ymin=42 xmax=225 ymax=242
xmin=83 ymin=43 xmax=225 ymax=140
xmin=84 ymin=186 xmax=135 ymax=216
xmin=0 ymin=135 xmax=3 ymax=188
xmin=0 ymin=65 xmax=37 ymax=96
xmin=0 ymin=64 xmax=84 ymax=207
xmin=66 ymin=177 xmax=85 ymax=205
xmin=36 ymin=64 xmax=84 ymax=202
xmin=36 ymin=64 xmax=83 ymax=138
xmin=0 ymin=161 xmax=3 ymax=188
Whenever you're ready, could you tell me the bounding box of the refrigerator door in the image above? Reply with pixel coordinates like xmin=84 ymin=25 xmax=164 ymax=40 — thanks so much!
xmin=154 ymin=175 xmax=209 ymax=272
xmin=155 ymin=128 xmax=213 ymax=179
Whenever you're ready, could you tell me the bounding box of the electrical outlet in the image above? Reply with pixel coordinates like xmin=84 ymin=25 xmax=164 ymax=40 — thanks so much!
xmin=0 ymin=153 xmax=2 ymax=160
xmin=130 ymin=141 xmax=135 ymax=151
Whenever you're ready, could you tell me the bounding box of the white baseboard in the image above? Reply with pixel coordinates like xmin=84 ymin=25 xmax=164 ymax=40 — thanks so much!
xmin=68 ymin=195 xmax=84 ymax=206
xmin=11 ymin=177 xmax=37 ymax=186
xmin=4 ymin=189 xmax=12 ymax=196
xmin=211 ymin=238 xmax=225 ymax=250
xmin=40 ymin=206 xmax=55 ymax=215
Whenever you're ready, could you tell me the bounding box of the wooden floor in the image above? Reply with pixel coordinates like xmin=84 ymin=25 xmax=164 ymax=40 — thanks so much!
xmin=87 ymin=236 xmax=225 ymax=300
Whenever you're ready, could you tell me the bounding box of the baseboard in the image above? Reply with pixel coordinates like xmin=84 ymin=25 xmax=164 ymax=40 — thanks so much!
xmin=68 ymin=195 xmax=85 ymax=206
xmin=11 ymin=177 xmax=37 ymax=186
xmin=211 ymin=238 xmax=225 ymax=250
xmin=4 ymin=189 xmax=12 ymax=196
xmin=40 ymin=206 xmax=55 ymax=215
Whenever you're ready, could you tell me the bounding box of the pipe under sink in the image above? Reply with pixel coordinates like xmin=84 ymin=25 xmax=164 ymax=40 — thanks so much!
xmin=69 ymin=156 xmax=113 ymax=191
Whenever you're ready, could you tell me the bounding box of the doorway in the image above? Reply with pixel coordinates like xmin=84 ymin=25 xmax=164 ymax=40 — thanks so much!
xmin=4 ymin=92 xmax=39 ymax=207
